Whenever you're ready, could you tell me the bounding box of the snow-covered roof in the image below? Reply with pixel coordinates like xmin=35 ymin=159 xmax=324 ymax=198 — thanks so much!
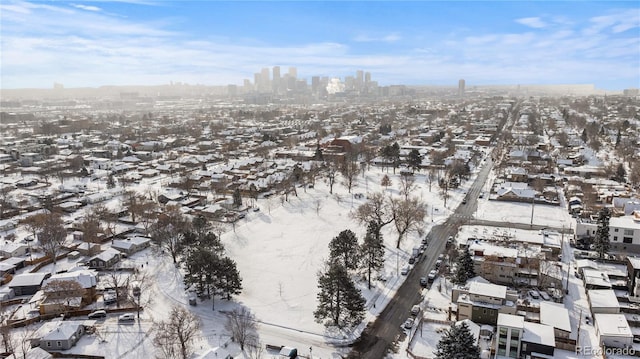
xmin=588 ymin=289 xmax=619 ymax=309
xmin=522 ymin=321 xmax=555 ymax=347
xmin=90 ymin=248 xmax=121 ymax=262
xmin=497 ymin=313 xmax=524 ymax=328
xmin=469 ymin=281 xmax=506 ymax=299
xmin=9 ymin=272 xmax=48 ymax=287
xmin=539 ymin=302 xmax=571 ymax=332
xmin=44 ymin=269 xmax=97 ymax=289
xmin=35 ymin=320 xmax=84 ymax=341
xmin=594 ymin=313 xmax=633 ymax=338
xmin=583 ymin=269 xmax=612 ymax=288
xmin=196 ymin=347 xmax=232 ymax=359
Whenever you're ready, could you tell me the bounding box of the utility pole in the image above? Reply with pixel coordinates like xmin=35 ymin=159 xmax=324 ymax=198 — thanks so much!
xmin=530 ymin=197 xmax=535 ymax=226
xmin=577 ymin=309 xmax=583 ymax=345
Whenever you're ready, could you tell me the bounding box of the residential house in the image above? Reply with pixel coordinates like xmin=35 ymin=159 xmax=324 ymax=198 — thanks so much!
xmin=88 ymin=248 xmax=121 ymax=269
xmin=111 ymin=237 xmax=151 ymax=256
xmin=495 ymin=313 xmax=556 ymax=359
xmin=587 ymin=289 xmax=620 ymax=314
xmin=520 ymin=321 xmax=556 ymax=358
xmin=539 ymin=301 xmax=573 ymax=349
xmin=455 ymin=280 xmax=518 ymax=325
xmin=575 ymin=212 xmax=640 ymax=253
xmin=196 ymin=347 xmax=233 ymax=359
xmin=31 ymin=320 xmax=87 ymax=351
xmin=40 ymin=268 xmax=97 ymax=310
xmin=0 ymin=241 xmax=29 ymax=258
xmin=594 ymin=313 xmax=633 ymax=348
xmin=495 ymin=313 xmax=524 ymax=358
xmin=626 ymin=256 xmax=640 ymax=298
xmin=76 ymin=242 xmax=101 ymax=257
xmin=9 ymin=272 xmax=50 ymax=296
xmin=582 ymin=268 xmax=612 ymax=290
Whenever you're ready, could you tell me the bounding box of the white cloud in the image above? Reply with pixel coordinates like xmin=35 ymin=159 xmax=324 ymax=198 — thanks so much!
xmin=0 ymin=0 xmax=637 ymax=90
xmin=71 ymin=4 xmax=102 ymax=12
xmin=515 ymin=17 xmax=547 ymax=29
xmin=353 ymin=33 xmax=401 ymax=43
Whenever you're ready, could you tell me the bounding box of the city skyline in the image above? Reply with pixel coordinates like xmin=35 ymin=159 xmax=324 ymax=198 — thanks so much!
xmin=1 ymin=1 xmax=638 ymax=90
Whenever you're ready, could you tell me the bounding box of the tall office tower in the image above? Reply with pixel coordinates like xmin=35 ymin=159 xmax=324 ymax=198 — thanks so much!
xmin=365 ymin=72 xmax=371 ymax=83
xmin=254 ymin=73 xmax=260 ymax=91
xmin=243 ymin=79 xmax=252 ymax=92
xmin=356 ymin=70 xmax=364 ymax=90
xmin=458 ymin=79 xmax=465 ymax=97
xmin=311 ymin=76 xmax=320 ymax=94
xmin=272 ymin=66 xmax=281 ymax=93
xmin=260 ymin=68 xmax=271 ymax=92
xmin=345 ymin=76 xmax=355 ymax=91
xmin=288 ymin=67 xmax=297 ymax=79
xmin=227 ymin=84 xmax=237 ymax=97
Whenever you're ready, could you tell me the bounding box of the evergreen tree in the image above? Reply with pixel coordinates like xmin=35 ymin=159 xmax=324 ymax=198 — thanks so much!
xmin=614 ymin=163 xmax=626 ymax=183
xmin=594 ymin=207 xmax=611 ymax=260
xmin=381 ymin=174 xmax=391 ymax=189
xmin=407 ymin=149 xmax=422 ymax=173
xmin=314 ymin=142 xmax=324 ymax=161
xmin=453 ymin=249 xmax=475 ymax=285
xmin=314 ymin=261 xmax=365 ymax=328
xmin=390 ymin=142 xmax=401 ymax=174
xmin=329 ymin=229 xmax=360 ymax=271
xmin=215 ymin=256 xmax=243 ymax=300
xmin=360 ymin=221 xmax=385 ymax=289
xmin=615 ymin=128 xmax=621 ymax=147
xmin=232 ymin=188 xmax=242 ymax=207
xmin=183 ymin=246 xmax=242 ymax=310
xmin=434 ymin=321 xmax=480 ymax=359
xmin=581 ymin=128 xmax=588 ymax=143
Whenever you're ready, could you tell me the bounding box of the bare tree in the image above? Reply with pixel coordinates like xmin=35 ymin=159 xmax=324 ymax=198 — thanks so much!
xmin=391 ymin=197 xmax=426 ymax=248
xmin=351 ymin=192 xmax=395 ymax=231
xmin=79 ymin=210 xmax=102 ymax=244
xmin=128 ymin=268 xmax=153 ymax=320
xmin=42 ymin=279 xmax=84 ymax=315
xmin=0 ymin=186 xmax=13 ymax=219
xmin=150 ymin=205 xmax=188 ymax=264
xmin=0 ymin=309 xmax=13 ymax=355
xmin=245 ymin=338 xmax=264 ymax=359
xmin=153 ymin=306 xmax=200 ymax=359
xmin=340 ymin=160 xmax=359 ymax=193
xmin=314 ymin=199 xmax=323 ymax=216
xmin=224 ymin=307 xmax=258 ymax=351
xmin=427 ymin=168 xmax=438 ymax=192
xmin=326 ymin=161 xmax=339 ymax=194
xmin=38 ymin=212 xmax=67 ymax=263
xmin=398 ymin=173 xmax=416 ymax=200
xmin=103 ymin=267 xmax=130 ymax=308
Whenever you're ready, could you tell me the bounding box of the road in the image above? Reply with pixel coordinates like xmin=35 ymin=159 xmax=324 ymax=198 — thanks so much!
xmin=348 ymin=156 xmax=494 ymax=358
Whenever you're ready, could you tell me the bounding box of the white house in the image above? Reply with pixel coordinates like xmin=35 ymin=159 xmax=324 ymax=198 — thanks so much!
xmin=594 ymin=313 xmax=633 ymax=348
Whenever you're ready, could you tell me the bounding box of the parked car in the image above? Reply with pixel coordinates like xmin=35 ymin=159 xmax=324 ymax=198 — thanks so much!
xmin=88 ymin=310 xmax=107 ymax=319
xmin=420 ymin=277 xmax=428 ymax=287
xmin=428 ymin=270 xmax=437 ymax=281
xmin=403 ymin=318 xmax=414 ymax=329
xmin=118 ymin=313 xmax=135 ymax=322
xmin=408 ymin=256 xmax=416 ymax=265
xmin=539 ymin=291 xmax=551 ymax=301
xmin=411 ymin=305 xmax=421 ymax=316
xmin=528 ymin=290 xmax=541 ymax=300
xmin=401 ymin=265 xmax=410 ymax=275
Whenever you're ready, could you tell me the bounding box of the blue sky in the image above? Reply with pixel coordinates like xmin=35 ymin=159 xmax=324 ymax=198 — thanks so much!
xmin=1 ymin=1 xmax=639 ymax=90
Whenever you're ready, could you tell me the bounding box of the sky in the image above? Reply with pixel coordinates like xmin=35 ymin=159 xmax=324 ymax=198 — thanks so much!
xmin=1 ymin=1 xmax=639 ymax=90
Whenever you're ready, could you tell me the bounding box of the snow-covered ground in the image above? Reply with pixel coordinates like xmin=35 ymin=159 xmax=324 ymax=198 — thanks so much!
xmin=10 ymin=150 xmax=617 ymax=359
